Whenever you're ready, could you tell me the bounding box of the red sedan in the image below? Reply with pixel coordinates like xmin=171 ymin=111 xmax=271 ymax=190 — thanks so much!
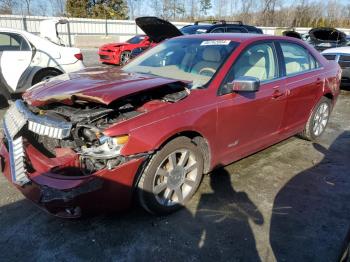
xmin=0 ymin=34 xmax=341 ymax=218
xmin=98 ymin=35 xmax=152 ymax=65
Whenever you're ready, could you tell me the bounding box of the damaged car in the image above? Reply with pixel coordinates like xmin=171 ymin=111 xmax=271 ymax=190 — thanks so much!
xmin=0 ymin=20 xmax=85 ymax=105
xmin=305 ymin=27 xmax=347 ymax=51
xmin=0 ymin=34 xmax=341 ymax=218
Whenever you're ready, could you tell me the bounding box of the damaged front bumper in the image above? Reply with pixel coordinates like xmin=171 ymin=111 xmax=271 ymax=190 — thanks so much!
xmin=0 ymin=102 xmax=146 ymax=218
xmin=98 ymin=50 xmax=119 ymax=65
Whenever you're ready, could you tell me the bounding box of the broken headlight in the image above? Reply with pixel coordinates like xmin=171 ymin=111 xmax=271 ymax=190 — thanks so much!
xmin=80 ymin=135 xmax=129 ymax=159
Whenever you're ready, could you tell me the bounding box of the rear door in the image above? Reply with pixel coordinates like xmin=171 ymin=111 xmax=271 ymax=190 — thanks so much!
xmin=216 ymin=41 xmax=288 ymax=164
xmin=0 ymin=32 xmax=33 ymax=92
xmin=277 ymin=41 xmax=322 ymax=133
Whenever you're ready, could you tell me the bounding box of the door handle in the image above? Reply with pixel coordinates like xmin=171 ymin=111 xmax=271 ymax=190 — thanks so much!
xmin=272 ymin=89 xmax=284 ymax=99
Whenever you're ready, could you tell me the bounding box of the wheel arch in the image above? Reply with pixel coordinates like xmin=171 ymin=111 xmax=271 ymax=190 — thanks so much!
xmin=323 ymin=92 xmax=333 ymax=101
xmin=156 ymin=130 xmax=212 ymax=174
xmin=32 ymin=67 xmax=63 ymax=85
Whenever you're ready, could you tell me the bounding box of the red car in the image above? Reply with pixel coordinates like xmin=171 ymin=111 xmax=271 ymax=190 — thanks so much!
xmin=0 ymin=33 xmax=341 ymax=218
xmin=98 ymin=35 xmax=152 ymax=65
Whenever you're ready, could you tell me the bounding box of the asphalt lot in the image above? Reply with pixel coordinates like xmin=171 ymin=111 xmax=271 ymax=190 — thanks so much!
xmin=0 ymin=53 xmax=350 ymax=261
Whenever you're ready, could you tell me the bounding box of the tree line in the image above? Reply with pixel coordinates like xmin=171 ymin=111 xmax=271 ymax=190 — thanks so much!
xmin=1 ymin=0 xmax=350 ymax=28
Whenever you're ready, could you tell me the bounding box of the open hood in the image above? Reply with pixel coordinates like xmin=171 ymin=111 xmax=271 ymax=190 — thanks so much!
xmin=309 ymin=27 xmax=346 ymax=43
xmin=135 ymin=16 xmax=183 ymax=43
xmin=23 ymin=67 xmax=186 ymax=107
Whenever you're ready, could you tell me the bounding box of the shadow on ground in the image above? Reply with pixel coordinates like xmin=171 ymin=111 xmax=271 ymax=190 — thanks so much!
xmin=0 ymin=169 xmax=263 ymax=261
xmin=0 ymin=135 xmax=350 ymax=261
xmin=270 ymin=131 xmax=350 ymax=262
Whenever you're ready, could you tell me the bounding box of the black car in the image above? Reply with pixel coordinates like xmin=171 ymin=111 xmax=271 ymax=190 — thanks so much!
xmin=130 ymin=17 xmax=263 ymax=60
xmin=180 ymin=20 xmax=263 ymax=35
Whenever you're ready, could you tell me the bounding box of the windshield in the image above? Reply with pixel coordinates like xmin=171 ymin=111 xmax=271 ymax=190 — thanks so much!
xmin=123 ymin=38 xmax=238 ymax=89
xmin=127 ymin=35 xmax=146 ymax=44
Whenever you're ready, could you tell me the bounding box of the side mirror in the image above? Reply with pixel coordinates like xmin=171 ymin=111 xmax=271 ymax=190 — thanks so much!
xmin=226 ymin=76 xmax=260 ymax=92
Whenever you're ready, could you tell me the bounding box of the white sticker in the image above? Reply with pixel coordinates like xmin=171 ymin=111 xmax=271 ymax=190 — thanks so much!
xmin=200 ymin=40 xmax=231 ymax=46
xmin=196 ymin=29 xmax=207 ymax=33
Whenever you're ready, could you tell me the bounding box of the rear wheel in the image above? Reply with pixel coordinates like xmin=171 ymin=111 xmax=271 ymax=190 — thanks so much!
xmin=299 ymin=97 xmax=331 ymax=141
xmin=32 ymin=69 xmax=61 ymax=85
xmin=138 ymin=137 xmax=204 ymax=215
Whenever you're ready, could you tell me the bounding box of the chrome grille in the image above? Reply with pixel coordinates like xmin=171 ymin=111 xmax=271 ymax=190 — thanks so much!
xmin=4 ymin=100 xmax=72 ymax=140
xmin=3 ymin=123 xmax=29 ymax=186
xmin=2 ymin=100 xmax=73 ymax=186
xmin=28 ymin=121 xmax=65 ymax=139
xmin=4 ymin=103 xmax=27 ymax=138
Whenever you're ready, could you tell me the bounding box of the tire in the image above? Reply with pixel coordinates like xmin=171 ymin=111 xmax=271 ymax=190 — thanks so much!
xmin=119 ymin=51 xmax=131 ymax=65
xmin=32 ymin=69 xmax=61 ymax=85
xmin=299 ymin=97 xmax=332 ymax=141
xmin=138 ymin=137 xmax=204 ymax=215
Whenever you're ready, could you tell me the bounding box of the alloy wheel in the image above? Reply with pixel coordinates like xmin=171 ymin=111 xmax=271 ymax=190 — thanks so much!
xmin=152 ymin=149 xmax=200 ymax=207
xmin=120 ymin=52 xmax=130 ymax=65
xmin=313 ymin=102 xmax=330 ymax=136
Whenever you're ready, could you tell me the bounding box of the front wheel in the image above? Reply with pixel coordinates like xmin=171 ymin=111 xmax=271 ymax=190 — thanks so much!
xmin=299 ymin=97 xmax=331 ymax=141
xmin=137 ymin=137 xmax=204 ymax=215
xmin=119 ymin=51 xmax=131 ymax=65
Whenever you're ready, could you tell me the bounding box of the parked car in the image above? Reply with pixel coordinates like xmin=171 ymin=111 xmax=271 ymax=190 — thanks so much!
xmin=98 ymin=35 xmax=155 ymax=65
xmin=180 ymin=20 xmax=263 ymax=35
xmin=0 ymin=27 xmax=84 ymax=105
xmin=129 ymin=16 xmax=263 ymax=59
xmin=322 ymin=46 xmax=350 ymax=85
xmin=305 ymin=27 xmax=347 ymax=51
xmin=0 ymin=33 xmax=340 ymax=218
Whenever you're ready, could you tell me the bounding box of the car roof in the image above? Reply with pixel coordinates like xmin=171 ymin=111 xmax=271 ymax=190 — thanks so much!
xmin=174 ymin=33 xmax=301 ymax=43
xmin=0 ymin=27 xmax=27 ymax=34
xmin=321 ymin=46 xmax=350 ymax=54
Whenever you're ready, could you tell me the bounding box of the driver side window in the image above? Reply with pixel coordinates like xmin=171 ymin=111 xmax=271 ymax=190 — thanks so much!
xmin=225 ymin=42 xmax=278 ymax=84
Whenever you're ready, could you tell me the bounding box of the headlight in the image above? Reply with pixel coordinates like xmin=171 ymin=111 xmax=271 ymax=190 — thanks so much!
xmin=81 ymin=135 xmax=129 ymax=159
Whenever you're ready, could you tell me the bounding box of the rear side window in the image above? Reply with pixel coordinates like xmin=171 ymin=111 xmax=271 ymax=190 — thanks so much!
xmin=0 ymin=33 xmax=30 ymax=51
xmin=280 ymin=42 xmax=319 ymax=75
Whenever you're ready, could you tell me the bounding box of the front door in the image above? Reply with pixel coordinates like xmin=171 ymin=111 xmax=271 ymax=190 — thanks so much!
xmin=216 ymin=42 xmax=288 ymax=164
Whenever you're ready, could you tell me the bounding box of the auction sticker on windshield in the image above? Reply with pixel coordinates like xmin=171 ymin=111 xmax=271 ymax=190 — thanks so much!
xmin=200 ymin=40 xmax=231 ymax=46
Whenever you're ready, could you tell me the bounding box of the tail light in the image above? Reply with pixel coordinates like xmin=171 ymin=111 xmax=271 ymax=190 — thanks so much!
xmin=74 ymin=53 xmax=83 ymax=61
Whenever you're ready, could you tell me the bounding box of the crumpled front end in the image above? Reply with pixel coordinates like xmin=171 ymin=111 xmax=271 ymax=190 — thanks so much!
xmin=98 ymin=45 xmax=121 ymax=65
xmin=0 ymin=100 xmax=146 ymax=218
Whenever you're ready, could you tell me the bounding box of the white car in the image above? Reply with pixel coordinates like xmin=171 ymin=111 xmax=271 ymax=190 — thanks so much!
xmin=0 ymin=26 xmax=85 ymax=102
xmin=322 ymin=46 xmax=350 ymax=85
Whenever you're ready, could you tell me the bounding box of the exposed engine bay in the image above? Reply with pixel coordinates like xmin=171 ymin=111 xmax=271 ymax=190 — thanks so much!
xmin=24 ymin=83 xmax=189 ymax=175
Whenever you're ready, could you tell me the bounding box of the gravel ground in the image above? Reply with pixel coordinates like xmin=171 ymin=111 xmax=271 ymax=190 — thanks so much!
xmin=0 ymin=79 xmax=350 ymax=261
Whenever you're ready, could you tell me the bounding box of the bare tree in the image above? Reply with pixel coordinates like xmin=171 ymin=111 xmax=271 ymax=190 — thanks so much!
xmin=50 ymin=0 xmax=65 ymax=16
xmin=0 ymin=0 xmax=17 ymax=14
xmin=23 ymin=0 xmax=31 ymax=15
